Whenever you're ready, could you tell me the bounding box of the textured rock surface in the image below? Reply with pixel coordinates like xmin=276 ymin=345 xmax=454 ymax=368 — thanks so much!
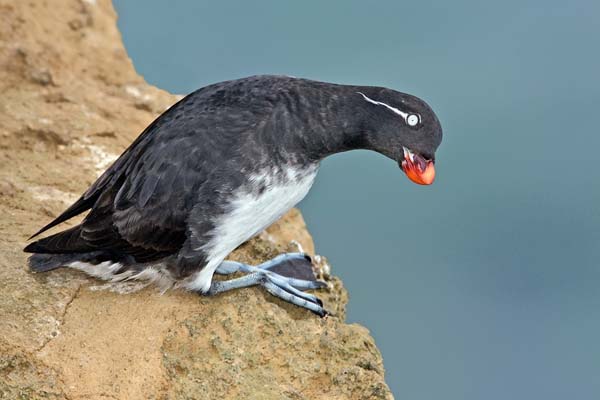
xmin=0 ymin=1 xmax=393 ymax=399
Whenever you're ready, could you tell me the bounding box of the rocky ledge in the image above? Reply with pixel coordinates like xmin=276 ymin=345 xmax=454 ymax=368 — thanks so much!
xmin=0 ymin=1 xmax=393 ymax=398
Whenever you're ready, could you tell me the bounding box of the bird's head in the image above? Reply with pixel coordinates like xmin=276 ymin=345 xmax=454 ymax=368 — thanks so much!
xmin=355 ymin=88 xmax=442 ymax=185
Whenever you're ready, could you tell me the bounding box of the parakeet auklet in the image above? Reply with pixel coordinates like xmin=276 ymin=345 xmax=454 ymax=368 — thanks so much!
xmin=24 ymin=75 xmax=442 ymax=317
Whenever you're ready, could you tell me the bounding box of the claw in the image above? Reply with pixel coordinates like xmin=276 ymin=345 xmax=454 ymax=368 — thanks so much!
xmin=262 ymin=280 xmax=327 ymax=316
xmin=268 ymin=274 xmax=323 ymax=305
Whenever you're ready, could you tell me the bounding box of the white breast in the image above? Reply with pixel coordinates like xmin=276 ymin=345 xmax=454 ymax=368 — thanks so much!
xmin=184 ymin=164 xmax=319 ymax=292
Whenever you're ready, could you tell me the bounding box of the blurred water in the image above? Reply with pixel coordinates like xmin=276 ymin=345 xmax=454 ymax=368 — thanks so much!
xmin=114 ymin=1 xmax=600 ymax=398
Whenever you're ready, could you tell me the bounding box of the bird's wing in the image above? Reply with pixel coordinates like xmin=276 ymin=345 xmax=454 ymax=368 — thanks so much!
xmin=29 ymin=77 xmax=277 ymax=262
xmin=83 ymin=132 xmax=216 ymax=257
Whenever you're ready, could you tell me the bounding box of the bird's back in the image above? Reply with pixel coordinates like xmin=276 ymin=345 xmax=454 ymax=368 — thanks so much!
xmin=24 ymin=76 xmax=289 ymax=263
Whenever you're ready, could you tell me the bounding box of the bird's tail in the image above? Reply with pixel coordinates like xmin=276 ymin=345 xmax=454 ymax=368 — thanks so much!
xmin=27 ymin=250 xmax=119 ymax=273
xmin=28 ymin=253 xmax=79 ymax=272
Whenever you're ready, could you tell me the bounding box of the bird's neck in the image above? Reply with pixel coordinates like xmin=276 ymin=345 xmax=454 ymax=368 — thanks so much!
xmin=274 ymin=81 xmax=371 ymax=164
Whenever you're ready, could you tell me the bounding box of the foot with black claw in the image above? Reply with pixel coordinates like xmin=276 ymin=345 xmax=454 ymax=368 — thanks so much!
xmin=208 ymin=253 xmax=328 ymax=317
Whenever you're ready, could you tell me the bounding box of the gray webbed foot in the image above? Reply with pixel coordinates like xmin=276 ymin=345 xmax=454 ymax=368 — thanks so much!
xmin=209 ymin=253 xmax=328 ymax=317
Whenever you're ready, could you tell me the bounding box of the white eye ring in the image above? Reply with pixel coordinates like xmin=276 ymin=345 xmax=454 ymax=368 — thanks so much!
xmin=406 ymin=114 xmax=420 ymax=127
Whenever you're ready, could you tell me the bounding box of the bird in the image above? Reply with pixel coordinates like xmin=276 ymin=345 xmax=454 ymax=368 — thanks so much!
xmin=24 ymin=75 xmax=443 ymax=317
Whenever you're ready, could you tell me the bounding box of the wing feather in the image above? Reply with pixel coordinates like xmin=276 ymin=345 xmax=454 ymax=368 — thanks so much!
xmin=28 ymin=76 xmax=278 ymax=263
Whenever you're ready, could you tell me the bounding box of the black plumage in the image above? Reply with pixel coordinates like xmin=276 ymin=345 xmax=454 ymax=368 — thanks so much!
xmin=25 ymin=75 xmax=442 ymax=310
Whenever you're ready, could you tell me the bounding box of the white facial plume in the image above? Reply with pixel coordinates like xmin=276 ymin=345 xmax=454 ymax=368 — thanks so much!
xmin=357 ymin=92 xmax=420 ymax=127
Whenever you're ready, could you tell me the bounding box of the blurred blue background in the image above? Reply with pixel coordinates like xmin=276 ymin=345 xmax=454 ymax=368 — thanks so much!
xmin=113 ymin=1 xmax=600 ymax=398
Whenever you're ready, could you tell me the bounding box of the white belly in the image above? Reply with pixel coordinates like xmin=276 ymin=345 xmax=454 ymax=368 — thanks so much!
xmin=184 ymin=164 xmax=318 ymax=292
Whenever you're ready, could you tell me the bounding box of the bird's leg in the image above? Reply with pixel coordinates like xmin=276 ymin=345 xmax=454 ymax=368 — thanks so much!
xmin=209 ymin=253 xmax=328 ymax=316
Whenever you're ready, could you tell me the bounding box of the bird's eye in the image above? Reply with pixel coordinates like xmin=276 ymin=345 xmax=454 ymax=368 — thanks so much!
xmin=406 ymin=114 xmax=420 ymax=127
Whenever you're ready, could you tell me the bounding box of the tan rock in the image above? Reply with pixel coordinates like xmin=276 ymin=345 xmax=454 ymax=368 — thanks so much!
xmin=0 ymin=0 xmax=393 ymax=398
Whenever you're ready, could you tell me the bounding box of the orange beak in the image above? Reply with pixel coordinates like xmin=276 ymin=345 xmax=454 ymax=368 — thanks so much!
xmin=400 ymin=147 xmax=436 ymax=185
